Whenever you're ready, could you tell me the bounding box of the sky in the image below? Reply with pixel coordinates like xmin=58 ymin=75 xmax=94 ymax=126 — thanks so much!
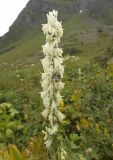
xmin=0 ymin=0 xmax=29 ymax=37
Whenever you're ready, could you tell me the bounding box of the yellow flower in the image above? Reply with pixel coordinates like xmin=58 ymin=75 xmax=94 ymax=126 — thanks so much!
xmin=72 ymin=89 xmax=81 ymax=102
xmin=59 ymin=100 xmax=65 ymax=112
xmin=74 ymin=104 xmax=81 ymax=110
xmin=24 ymin=114 xmax=28 ymax=120
xmin=95 ymin=124 xmax=101 ymax=134
xmin=106 ymin=64 xmax=113 ymax=77
xmin=76 ymin=124 xmax=81 ymax=131
xmin=104 ymin=128 xmax=109 ymax=137
xmin=80 ymin=117 xmax=90 ymax=129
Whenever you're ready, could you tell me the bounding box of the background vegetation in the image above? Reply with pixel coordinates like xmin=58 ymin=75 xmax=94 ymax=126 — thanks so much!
xmin=0 ymin=0 xmax=113 ymax=159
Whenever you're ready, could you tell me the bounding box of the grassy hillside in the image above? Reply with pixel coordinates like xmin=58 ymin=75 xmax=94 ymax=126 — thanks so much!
xmin=0 ymin=11 xmax=113 ymax=160
xmin=0 ymin=55 xmax=113 ymax=159
xmin=0 ymin=13 xmax=113 ymax=65
xmin=87 ymin=0 xmax=113 ymax=24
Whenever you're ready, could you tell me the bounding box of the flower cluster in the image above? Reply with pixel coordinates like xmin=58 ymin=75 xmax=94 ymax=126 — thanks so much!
xmin=41 ymin=10 xmax=65 ymax=149
xmin=60 ymin=148 xmax=67 ymax=160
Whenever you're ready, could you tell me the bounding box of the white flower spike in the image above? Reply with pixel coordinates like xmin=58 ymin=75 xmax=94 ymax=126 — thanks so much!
xmin=41 ymin=10 xmax=65 ymax=149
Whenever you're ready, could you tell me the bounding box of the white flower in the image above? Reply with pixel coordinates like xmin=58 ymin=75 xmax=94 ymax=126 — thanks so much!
xmin=45 ymin=138 xmax=53 ymax=149
xmin=41 ymin=73 xmax=47 ymax=80
xmin=42 ymin=130 xmax=48 ymax=141
xmin=52 ymin=124 xmax=58 ymax=134
xmin=20 ymin=79 xmax=24 ymax=82
xmin=85 ymin=148 xmax=92 ymax=154
xmin=41 ymin=57 xmax=51 ymax=70
xmin=58 ymin=65 xmax=64 ymax=78
xmin=49 ymin=84 xmax=54 ymax=97
xmin=40 ymin=91 xmax=47 ymax=99
xmin=78 ymin=68 xmax=81 ymax=76
xmin=54 ymin=57 xmax=63 ymax=68
xmin=56 ymin=110 xmax=65 ymax=122
xmin=42 ymin=43 xmax=54 ymax=56
xmin=59 ymin=81 xmax=64 ymax=90
xmin=41 ymin=10 xmax=65 ymax=149
xmin=43 ymin=96 xmax=50 ymax=107
xmin=51 ymin=100 xmax=57 ymax=109
xmin=80 ymin=10 xmax=83 ymax=13
xmin=60 ymin=148 xmax=67 ymax=160
xmin=54 ymin=81 xmax=64 ymax=91
xmin=42 ymin=24 xmax=51 ymax=35
xmin=48 ymin=110 xmax=54 ymax=126
xmin=31 ymin=63 xmax=35 ymax=66
xmin=42 ymin=124 xmax=58 ymax=148
xmin=48 ymin=125 xmax=58 ymax=135
xmin=56 ymin=48 xmax=63 ymax=57
xmin=47 ymin=10 xmax=58 ymax=26
xmin=55 ymin=91 xmax=63 ymax=104
xmin=42 ymin=109 xmax=50 ymax=119
xmin=17 ymin=74 xmax=20 ymax=78
xmin=41 ymin=78 xmax=49 ymax=90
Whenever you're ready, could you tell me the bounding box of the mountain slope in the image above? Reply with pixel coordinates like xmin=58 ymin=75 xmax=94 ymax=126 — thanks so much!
xmin=0 ymin=0 xmax=113 ymax=65
xmin=87 ymin=0 xmax=113 ymax=23
xmin=0 ymin=0 xmax=80 ymax=50
xmin=1 ymin=0 xmax=113 ymax=50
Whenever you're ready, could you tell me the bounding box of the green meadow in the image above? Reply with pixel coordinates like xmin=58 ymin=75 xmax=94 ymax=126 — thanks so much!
xmin=0 ymin=13 xmax=113 ymax=160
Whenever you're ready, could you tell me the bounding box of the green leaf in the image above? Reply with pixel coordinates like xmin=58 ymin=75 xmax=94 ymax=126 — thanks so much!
xmin=9 ymin=108 xmax=19 ymax=117
xmin=7 ymin=122 xmax=18 ymax=128
xmin=16 ymin=124 xmax=23 ymax=130
xmin=0 ymin=143 xmax=5 ymax=149
xmin=70 ymin=133 xmax=80 ymax=142
xmin=6 ymin=129 xmax=13 ymax=138
xmin=71 ymin=142 xmax=80 ymax=150
xmin=0 ymin=132 xmax=4 ymax=139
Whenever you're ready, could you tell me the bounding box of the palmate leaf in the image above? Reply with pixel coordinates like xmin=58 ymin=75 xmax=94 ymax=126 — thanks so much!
xmin=70 ymin=133 xmax=80 ymax=142
xmin=21 ymin=150 xmax=28 ymax=160
xmin=3 ymin=151 xmax=10 ymax=160
xmin=9 ymin=145 xmax=23 ymax=160
xmin=0 ymin=145 xmax=27 ymax=160
xmin=0 ymin=151 xmax=10 ymax=160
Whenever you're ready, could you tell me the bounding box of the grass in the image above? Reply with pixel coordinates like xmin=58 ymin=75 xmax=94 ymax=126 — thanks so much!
xmin=0 ymin=28 xmax=44 ymax=63
xmin=0 ymin=33 xmax=113 ymax=159
xmin=0 ymin=13 xmax=103 ymax=64
xmin=0 ymin=7 xmax=113 ymax=160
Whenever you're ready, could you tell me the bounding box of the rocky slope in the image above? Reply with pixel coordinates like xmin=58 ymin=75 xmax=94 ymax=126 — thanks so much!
xmin=0 ymin=0 xmax=113 ymax=52
xmin=0 ymin=0 xmax=80 ymax=49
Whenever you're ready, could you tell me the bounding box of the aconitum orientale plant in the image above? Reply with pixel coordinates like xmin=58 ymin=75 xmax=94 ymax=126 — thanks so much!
xmin=41 ymin=10 xmax=66 ymax=159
